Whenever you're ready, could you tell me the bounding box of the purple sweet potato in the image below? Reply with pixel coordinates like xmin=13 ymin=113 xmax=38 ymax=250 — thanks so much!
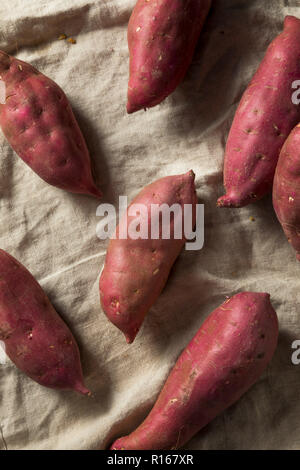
xmin=273 ymin=122 xmax=300 ymax=261
xmin=218 ymin=16 xmax=300 ymax=208
xmin=127 ymin=0 xmax=212 ymax=113
xmin=0 ymin=50 xmax=102 ymax=197
xmin=110 ymin=292 xmax=278 ymax=450
xmin=0 ymin=249 xmax=90 ymax=394
xmin=99 ymin=170 xmax=197 ymax=344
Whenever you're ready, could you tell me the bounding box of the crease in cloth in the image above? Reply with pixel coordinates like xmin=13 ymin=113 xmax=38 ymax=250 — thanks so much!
xmin=0 ymin=425 xmax=8 ymax=450
xmin=39 ymin=251 xmax=105 ymax=284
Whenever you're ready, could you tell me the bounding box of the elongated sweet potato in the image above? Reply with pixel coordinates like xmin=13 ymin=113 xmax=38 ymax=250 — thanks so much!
xmin=0 ymin=50 xmax=101 ymax=197
xmin=99 ymin=170 xmax=197 ymax=344
xmin=273 ymin=122 xmax=300 ymax=261
xmin=0 ymin=249 xmax=90 ymax=394
xmin=127 ymin=0 xmax=212 ymax=113
xmin=110 ymin=292 xmax=278 ymax=450
xmin=218 ymin=16 xmax=300 ymax=208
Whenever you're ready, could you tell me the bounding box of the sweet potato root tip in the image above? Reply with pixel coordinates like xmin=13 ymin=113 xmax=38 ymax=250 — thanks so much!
xmin=73 ymin=382 xmax=92 ymax=396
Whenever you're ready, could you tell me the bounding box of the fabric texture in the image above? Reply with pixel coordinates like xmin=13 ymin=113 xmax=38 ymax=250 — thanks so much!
xmin=0 ymin=0 xmax=299 ymax=450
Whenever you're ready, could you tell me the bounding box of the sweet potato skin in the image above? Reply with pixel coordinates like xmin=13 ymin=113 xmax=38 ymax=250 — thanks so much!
xmin=273 ymin=123 xmax=300 ymax=261
xmin=0 ymin=250 xmax=89 ymax=394
xmin=127 ymin=0 xmax=212 ymax=113
xmin=218 ymin=16 xmax=300 ymax=208
xmin=110 ymin=292 xmax=278 ymax=450
xmin=0 ymin=50 xmax=101 ymax=198
xmin=99 ymin=170 xmax=197 ymax=344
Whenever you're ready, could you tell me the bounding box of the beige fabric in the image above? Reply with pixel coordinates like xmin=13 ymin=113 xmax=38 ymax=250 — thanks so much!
xmin=0 ymin=0 xmax=300 ymax=450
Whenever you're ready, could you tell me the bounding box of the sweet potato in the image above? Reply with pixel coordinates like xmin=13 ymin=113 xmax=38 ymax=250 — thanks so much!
xmin=0 ymin=249 xmax=90 ymax=394
xmin=0 ymin=50 xmax=102 ymax=197
xmin=99 ymin=170 xmax=197 ymax=344
xmin=110 ymin=292 xmax=278 ymax=450
xmin=273 ymin=122 xmax=300 ymax=261
xmin=217 ymin=16 xmax=300 ymax=208
xmin=127 ymin=0 xmax=212 ymax=113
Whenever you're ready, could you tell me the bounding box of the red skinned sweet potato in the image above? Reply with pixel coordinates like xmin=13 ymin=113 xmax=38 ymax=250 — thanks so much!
xmin=0 ymin=249 xmax=90 ymax=394
xmin=99 ymin=170 xmax=197 ymax=344
xmin=127 ymin=0 xmax=212 ymax=113
xmin=273 ymin=122 xmax=300 ymax=261
xmin=110 ymin=292 xmax=278 ymax=450
xmin=0 ymin=50 xmax=101 ymax=197
xmin=218 ymin=16 xmax=300 ymax=208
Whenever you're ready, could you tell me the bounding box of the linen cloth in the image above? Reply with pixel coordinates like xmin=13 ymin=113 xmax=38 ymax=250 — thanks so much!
xmin=0 ymin=0 xmax=299 ymax=450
